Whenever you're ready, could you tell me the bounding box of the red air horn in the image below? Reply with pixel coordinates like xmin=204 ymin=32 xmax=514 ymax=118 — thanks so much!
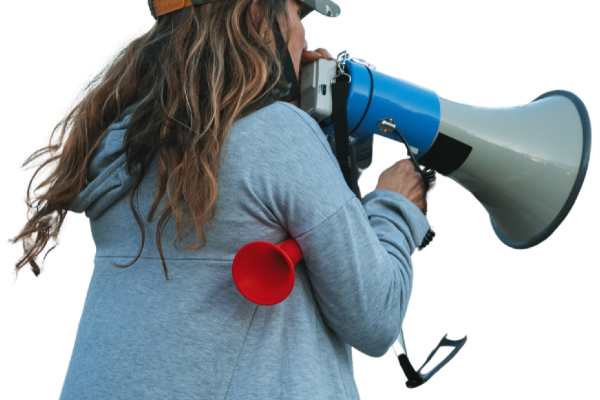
xmin=232 ymin=239 xmax=303 ymax=306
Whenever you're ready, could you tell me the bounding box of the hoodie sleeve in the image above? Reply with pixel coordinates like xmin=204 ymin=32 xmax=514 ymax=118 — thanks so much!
xmin=242 ymin=102 xmax=430 ymax=357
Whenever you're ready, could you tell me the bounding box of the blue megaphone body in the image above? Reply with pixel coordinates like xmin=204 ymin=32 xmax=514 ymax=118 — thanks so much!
xmin=319 ymin=59 xmax=441 ymax=158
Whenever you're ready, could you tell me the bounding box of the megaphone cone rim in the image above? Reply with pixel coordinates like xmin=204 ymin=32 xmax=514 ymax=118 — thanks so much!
xmin=488 ymin=89 xmax=593 ymax=250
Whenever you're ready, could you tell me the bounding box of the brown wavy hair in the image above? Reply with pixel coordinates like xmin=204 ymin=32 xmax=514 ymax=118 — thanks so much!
xmin=10 ymin=0 xmax=291 ymax=279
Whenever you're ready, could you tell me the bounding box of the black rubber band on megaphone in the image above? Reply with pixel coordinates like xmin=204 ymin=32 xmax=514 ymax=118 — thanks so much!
xmin=349 ymin=64 xmax=375 ymax=137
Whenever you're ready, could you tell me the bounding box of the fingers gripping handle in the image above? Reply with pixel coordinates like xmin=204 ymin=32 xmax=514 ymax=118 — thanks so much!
xmin=377 ymin=118 xmax=436 ymax=250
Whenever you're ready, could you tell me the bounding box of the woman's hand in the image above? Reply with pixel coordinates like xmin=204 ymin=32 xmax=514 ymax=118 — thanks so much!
xmin=291 ymin=48 xmax=335 ymax=107
xmin=299 ymin=48 xmax=335 ymax=72
xmin=375 ymin=159 xmax=428 ymax=215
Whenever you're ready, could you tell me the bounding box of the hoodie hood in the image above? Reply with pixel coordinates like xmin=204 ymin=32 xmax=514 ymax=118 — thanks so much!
xmin=69 ymin=105 xmax=154 ymax=219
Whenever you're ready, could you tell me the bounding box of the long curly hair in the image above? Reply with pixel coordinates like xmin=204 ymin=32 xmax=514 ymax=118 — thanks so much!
xmin=10 ymin=0 xmax=292 ymax=279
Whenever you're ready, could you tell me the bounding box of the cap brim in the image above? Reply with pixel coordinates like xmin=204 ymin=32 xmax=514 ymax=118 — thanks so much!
xmin=300 ymin=0 xmax=341 ymax=19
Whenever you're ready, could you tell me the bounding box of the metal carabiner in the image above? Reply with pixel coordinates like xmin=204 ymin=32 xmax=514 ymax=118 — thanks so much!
xmin=332 ymin=50 xmax=352 ymax=84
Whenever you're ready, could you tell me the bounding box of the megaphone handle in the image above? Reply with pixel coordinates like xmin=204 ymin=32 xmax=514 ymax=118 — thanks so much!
xmin=377 ymin=119 xmax=437 ymax=250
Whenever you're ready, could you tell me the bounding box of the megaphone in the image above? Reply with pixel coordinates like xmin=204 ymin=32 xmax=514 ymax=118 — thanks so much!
xmin=233 ymin=51 xmax=591 ymax=305
xmin=302 ymin=52 xmax=592 ymax=249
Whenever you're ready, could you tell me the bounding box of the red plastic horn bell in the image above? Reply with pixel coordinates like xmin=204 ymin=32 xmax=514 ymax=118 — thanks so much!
xmin=232 ymin=238 xmax=303 ymax=306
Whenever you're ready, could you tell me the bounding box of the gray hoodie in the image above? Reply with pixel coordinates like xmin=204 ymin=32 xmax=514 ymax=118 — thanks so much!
xmin=61 ymin=101 xmax=429 ymax=400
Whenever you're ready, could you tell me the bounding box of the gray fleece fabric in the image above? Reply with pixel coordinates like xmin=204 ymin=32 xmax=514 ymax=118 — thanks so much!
xmin=61 ymin=101 xmax=429 ymax=400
